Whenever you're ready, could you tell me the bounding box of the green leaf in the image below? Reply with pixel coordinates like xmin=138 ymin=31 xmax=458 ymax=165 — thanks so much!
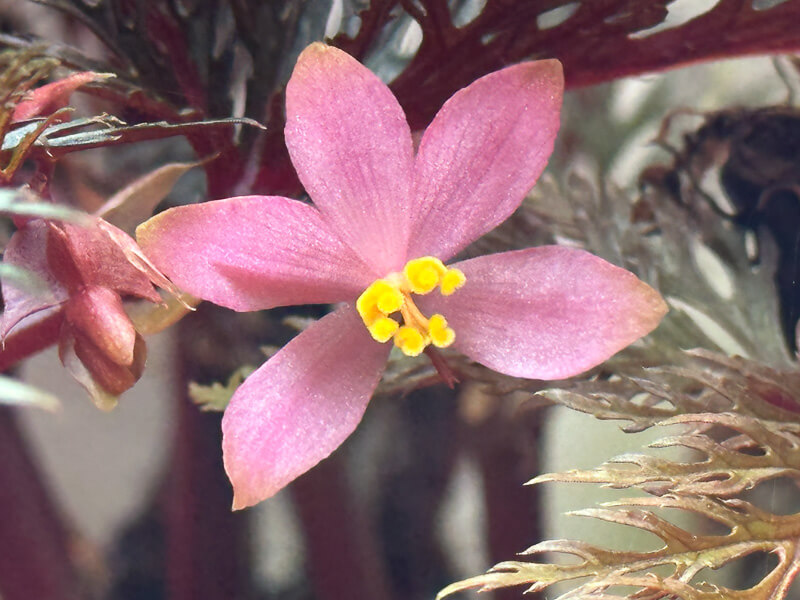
xmin=188 ymin=366 xmax=255 ymax=412
xmin=0 ymin=263 xmax=50 ymax=297
xmin=439 ymin=351 xmax=800 ymax=600
xmin=0 ymin=375 xmax=59 ymax=411
xmin=2 ymin=115 xmax=265 ymax=157
xmin=439 ymin=154 xmax=800 ymax=599
xmin=99 ymin=160 xmax=205 ymax=234
xmin=439 ymin=495 xmax=800 ymax=600
xmin=0 ymin=188 xmax=92 ymax=223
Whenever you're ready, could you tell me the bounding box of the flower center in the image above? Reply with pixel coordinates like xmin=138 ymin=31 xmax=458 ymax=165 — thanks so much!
xmin=356 ymin=257 xmax=466 ymax=357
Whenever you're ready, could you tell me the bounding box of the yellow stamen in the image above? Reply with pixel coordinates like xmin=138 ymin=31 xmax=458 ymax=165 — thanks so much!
xmin=404 ymin=257 xmax=447 ymax=295
xmin=441 ymin=268 xmax=466 ymax=296
xmin=356 ymin=256 xmax=467 ymax=357
xmin=399 ymin=296 xmax=430 ymax=334
xmin=368 ymin=316 xmax=400 ymax=343
xmin=428 ymin=314 xmax=455 ymax=347
xmin=394 ymin=326 xmax=427 ymax=357
xmin=376 ymin=286 xmax=404 ymax=314
xmin=356 ymin=279 xmax=396 ymax=323
xmin=356 ymin=280 xmax=392 ymax=314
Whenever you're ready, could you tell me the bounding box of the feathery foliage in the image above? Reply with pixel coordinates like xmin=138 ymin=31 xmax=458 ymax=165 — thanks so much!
xmin=440 ymin=107 xmax=800 ymax=597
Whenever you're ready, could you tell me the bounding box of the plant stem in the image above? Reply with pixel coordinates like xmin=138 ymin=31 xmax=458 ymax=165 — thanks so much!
xmin=165 ymin=319 xmax=251 ymax=600
xmin=0 ymin=407 xmax=80 ymax=600
xmin=291 ymin=450 xmax=393 ymax=600
xmin=467 ymin=400 xmax=545 ymax=600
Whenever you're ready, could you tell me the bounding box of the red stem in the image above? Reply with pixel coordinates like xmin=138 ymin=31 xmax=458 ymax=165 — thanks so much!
xmin=467 ymin=404 xmax=545 ymax=600
xmin=165 ymin=319 xmax=251 ymax=600
xmin=0 ymin=312 xmax=63 ymax=373
xmin=0 ymin=408 xmax=80 ymax=600
xmin=291 ymin=450 xmax=393 ymax=600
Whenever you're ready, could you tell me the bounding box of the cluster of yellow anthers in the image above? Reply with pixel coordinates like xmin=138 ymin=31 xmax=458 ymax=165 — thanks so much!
xmin=356 ymin=256 xmax=466 ymax=357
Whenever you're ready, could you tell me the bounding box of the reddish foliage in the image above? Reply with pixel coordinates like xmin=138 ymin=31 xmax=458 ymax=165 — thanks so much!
xmin=11 ymin=71 xmax=106 ymax=122
xmin=0 ymin=312 xmax=63 ymax=373
xmin=334 ymin=0 xmax=800 ymax=128
xmin=18 ymin=1 xmax=800 ymax=196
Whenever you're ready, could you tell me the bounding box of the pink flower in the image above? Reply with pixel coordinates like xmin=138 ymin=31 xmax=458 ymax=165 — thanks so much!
xmin=138 ymin=43 xmax=667 ymax=509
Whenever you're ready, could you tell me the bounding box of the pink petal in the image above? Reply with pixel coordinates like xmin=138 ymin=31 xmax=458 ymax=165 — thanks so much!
xmin=408 ymin=60 xmax=564 ymax=261
xmin=138 ymin=196 xmax=373 ymax=312
xmin=48 ymin=221 xmax=161 ymax=302
xmin=222 ymin=306 xmax=389 ymax=509
xmin=285 ymin=43 xmax=415 ymax=274
xmin=0 ymin=222 xmax=67 ymax=339
xmin=97 ymin=219 xmax=183 ymax=301
xmin=422 ymin=247 xmax=667 ymax=380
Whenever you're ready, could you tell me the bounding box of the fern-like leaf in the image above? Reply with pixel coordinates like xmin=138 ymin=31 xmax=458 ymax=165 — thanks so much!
xmin=440 ymin=105 xmax=800 ymax=597
xmin=440 ymin=491 xmax=800 ymax=599
xmin=440 ymin=352 xmax=800 ymax=598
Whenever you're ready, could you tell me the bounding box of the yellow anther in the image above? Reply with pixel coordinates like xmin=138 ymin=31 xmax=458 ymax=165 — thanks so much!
xmin=394 ymin=326 xmax=427 ymax=357
xmin=357 ymin=280 xmax=393 ymax=311
xmin=357 ymin=279 xmax=396 ymax=325
xmin=357 ymin=257 xmax=466 ymax=352
xmin=404 ymin=257 xmax=447 ymax=295
xmin=441 ymin=268 xmax=466 ymax=296
xmin=376 ymin=286 xmax=404 ymax=313
xmin=428 ymin=314 xmax=455 ymax=348
xmin=368 ymin=316 xmax=400 ymax=343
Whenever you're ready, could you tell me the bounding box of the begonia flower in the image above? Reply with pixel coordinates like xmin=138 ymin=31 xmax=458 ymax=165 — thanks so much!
xmin=138 ymin=43 xmax=668 ymax=509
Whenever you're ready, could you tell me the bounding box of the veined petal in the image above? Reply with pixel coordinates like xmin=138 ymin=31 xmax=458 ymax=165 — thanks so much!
xmin=137 ymin=196 xmax=373 ymax=312
xmin=0 ymin=221 xmax=67 ymax=339
xmin=48 ymin=220 xmax=161 ymax=302
xmin=409 ymin=60 xmax=564 ymax=261
xmin=222 ymin=306 xmax=389 ymax=509
xmin=285 ymin=43 xmax=414 ymax=274
xmin=97 ymin=219 xmax=183 ymax=302
xmin=422 ymin=247 xmax=667 ymax=380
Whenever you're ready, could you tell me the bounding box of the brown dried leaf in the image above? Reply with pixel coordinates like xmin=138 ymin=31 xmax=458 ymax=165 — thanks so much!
xmin=98 ymin=159 xmax=204 ymax=235
xmin=440 ymin=349 xmax=800 ymax=599
xmin=541 ymin=351 xmax=800 ymax=433
xmin=532 ymin=412 xmax=800 ymax=497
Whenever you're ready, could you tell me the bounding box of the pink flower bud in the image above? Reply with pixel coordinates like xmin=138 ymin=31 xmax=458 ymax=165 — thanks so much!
xmin=64 ymin=285 xmax=137 ymax=367
xmin=71 ymin=329 xmax=147 ymax=397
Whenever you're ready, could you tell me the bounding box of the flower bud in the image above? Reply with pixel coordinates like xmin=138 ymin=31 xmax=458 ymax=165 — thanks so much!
xmin=71 ymin=330 xmax=147 ymax=396
xmin=64 ymin=285 xmax=137 ymax=366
